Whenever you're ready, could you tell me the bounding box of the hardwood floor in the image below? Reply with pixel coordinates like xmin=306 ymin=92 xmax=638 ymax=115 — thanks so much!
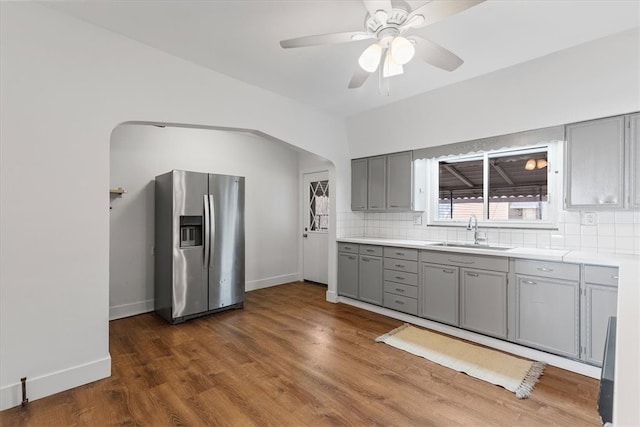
xmin=1 ymin=282 xmax=601 ymax=426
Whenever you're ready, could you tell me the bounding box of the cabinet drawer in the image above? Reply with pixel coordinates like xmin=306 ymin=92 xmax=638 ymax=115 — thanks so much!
xmin=359 ymin=245 xmax=383 ymax=256
xmin=383 ymin=269 xmax=418 ymax=286
xmin=420 ymin=251 xmax=508 ymax=272
xmin=383 ymin=247 xmax=418 ymax=261
xmin=584 ymin=265 xmax=618 ymax=287
xmin=384 ymin=281 xmax=418 ymax=299
xmin=384 ymin=292 xmax=418 ymax=315
xmin=515 ymin=259 xmax=579 ymax=281
xmin=384 ymin=258 xmax=418 ymax=274
xmin=338 ymin=243 xmax=358 ymax=254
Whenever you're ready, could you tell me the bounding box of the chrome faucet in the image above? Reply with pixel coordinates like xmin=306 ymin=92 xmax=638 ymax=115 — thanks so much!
xmin=466 ymin=214 xmax=483 ymax=245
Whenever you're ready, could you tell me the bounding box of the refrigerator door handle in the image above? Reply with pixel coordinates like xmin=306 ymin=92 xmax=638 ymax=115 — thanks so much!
xmin=203 ymin=195 xmax=210 ymax=268
xmin=209 ymin=193 xmax=215 ymax=268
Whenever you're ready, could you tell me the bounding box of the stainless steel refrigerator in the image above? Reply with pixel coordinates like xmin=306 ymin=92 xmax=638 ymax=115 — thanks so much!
xmin=154 ymin=170 xmax=245 ymax=324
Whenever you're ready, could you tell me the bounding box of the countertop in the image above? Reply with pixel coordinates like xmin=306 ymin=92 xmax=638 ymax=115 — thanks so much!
xmin=337 ymin=237 xmax=639 ymax=266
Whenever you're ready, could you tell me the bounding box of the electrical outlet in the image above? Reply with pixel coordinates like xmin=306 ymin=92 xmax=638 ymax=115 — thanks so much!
xmin=413 ymin=215 xmax=423 ymax=225
xmin=582 ymin=212 xmax=597 ymax=226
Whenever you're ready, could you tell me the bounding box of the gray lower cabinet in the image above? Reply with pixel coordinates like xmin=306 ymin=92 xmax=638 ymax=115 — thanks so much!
xmin=582 ymin=265 xmax=618 ymax=366
xmin=337 ymin=243 xmax=359 ymax=298
xmin=420 ymin=263 xmax=459 ymax=326
xmin=359 ymin=245 xmax=383 ymax=305
xmin=383 ymin=247 xmax=419 ymax=315
xmin=515 ymin=260 xmax=580 ymax=358
xmin=460 ymin=268 xmax=507 ymax=339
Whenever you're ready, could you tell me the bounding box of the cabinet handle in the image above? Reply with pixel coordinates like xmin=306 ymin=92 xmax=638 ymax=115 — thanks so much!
xmin=344 ymin=246 xmax=352 ymax=250
xmin=395 ymin=300 xmax=405 ymax=305
xmin=522 ymin=280 xmax=537 ymax=285
xmin=371 ymin=205 xmax=379 ymax=208
xmin=448 ymin=258 xmax=474 ymax=265
xmin=443 ymin=269 xmax=455 ymax=274
xmin=395 ymin=276 xmax=405 ymax=280
xmin=395 ymin=264 xmax=405 ymax=268
xmin=395 ymin=288 xmax=405 ymax=293
xmin=395 ymin=252 xmax=405 ymax=256
xmin=348 ymin=256 xmax=356 ymax=260
xmin=390 ymin=205 xmax=399 ymax=207
xmin=362 ymin=258 xmax=370 ymax=262
xmin=467 ymin=272 xmax=479 ymax=277
xmin=366 ymin=249 xmax=375 ymax=253
xmin=537 ymin=267 xmax=554 ymax=272
xmin=612 ymin=275 xmax=619 ymax=280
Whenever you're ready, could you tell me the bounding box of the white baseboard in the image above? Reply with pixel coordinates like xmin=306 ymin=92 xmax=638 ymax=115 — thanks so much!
xmin=325 ymin=290 xmax=339 ymax=303
xmin=339 ymin=296 xmax=601 ymax=379
xmin=109 ymin=299 xmax=155 ymax=320
xmin=0 ymin=355 xmax=111 ymax=411
xmin=245 ymin=273 xmax=300 ymax=292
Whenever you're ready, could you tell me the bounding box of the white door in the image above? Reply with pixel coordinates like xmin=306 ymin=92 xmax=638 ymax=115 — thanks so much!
xmin=303 ymin=171 xmax=329 ymax=284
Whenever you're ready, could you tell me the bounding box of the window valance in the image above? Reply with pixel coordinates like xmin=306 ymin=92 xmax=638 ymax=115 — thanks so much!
xmin=412 ymin=125 xmax=565 ymax=160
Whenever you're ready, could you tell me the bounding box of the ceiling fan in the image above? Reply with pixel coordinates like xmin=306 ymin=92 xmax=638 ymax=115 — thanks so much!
xmin=280 ymin=0 xmax=485 ymax=89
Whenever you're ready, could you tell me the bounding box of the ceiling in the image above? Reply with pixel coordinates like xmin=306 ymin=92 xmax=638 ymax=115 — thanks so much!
xmin=45 ymin=0 xmax=639 ymax=118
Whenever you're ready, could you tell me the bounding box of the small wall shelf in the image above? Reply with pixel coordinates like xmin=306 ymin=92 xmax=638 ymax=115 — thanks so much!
xmin=109 ymin=187 xmax=126 ymax=195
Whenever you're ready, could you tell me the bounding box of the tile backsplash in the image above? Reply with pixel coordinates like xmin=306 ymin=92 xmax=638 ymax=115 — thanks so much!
xmin=337 ymin=210 xmax=640 ymax=255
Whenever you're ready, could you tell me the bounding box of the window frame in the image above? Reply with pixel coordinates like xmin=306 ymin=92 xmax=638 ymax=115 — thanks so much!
xmin=427 ymin=143 xmax=561 ymax=229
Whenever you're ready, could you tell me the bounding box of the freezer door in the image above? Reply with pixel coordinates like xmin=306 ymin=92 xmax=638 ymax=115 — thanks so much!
xmin=172 ymin=170 xmax=209 ymax=319
xmin=208 ymin=174 xmax=245 ymax=309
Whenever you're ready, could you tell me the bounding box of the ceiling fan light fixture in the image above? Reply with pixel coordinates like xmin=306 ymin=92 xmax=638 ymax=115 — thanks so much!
xmin=358 ymin=43 xmax=382 ymax=72
xmin=382 ymin=49 xmax=403 ymax=77
xmin=390 ymin=36 xmax=415 ymax=65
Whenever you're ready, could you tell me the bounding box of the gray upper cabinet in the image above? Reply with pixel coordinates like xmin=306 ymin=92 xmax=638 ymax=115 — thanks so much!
xmin=565 ymin=116 xmax=625 ymax=209
xmin=367 ymin=156 xmax=386 ymax=211
xmin=351 ymin=158 xmax=368 ymax=211
xmin=351 ymin=151 xmax=421 ymax=212
xmin=630 ymin=113 xmax=640 ymax=208
xmin=386 ymin=151 xmax=413 ymax=211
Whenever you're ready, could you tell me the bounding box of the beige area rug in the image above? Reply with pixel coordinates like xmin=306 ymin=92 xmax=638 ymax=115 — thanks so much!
xmin=376 ymin=324 xmax=545 ymax=398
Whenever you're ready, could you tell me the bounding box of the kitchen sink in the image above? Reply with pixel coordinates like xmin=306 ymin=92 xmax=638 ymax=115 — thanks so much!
xmin=429 ymin=242 xmax=513 ymax=251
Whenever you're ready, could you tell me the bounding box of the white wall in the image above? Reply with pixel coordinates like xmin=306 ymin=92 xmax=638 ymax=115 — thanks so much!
xmin=109 ymin=124 xmax=304 ymax=320
xmin=345 ymin=28 xmax=640 ymax=426
xmin=0 ymin=3 xmax=349 ymax=409
xmin=346 ymin=28 xmax=640 ymax=157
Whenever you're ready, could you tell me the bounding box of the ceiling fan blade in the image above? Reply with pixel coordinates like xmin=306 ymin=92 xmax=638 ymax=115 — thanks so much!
xmin=362 ymin=0 xmax=393 ymax=17
xmin=348 ymin=66 xmax=372 ymax=89
xmin=280 ymin=31 xmax=371 ymax=49
xmin=406 ymin=0 xmax=485 ymax=29
xmin=411 ymin=36 xmax=464 ymax=71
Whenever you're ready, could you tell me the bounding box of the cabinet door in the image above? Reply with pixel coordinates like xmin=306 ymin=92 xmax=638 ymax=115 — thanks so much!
xmin=584 ymin=283 xmax=618 ymax=366
xmin=351 ymin=158 xmax=368 ymax=211
xmin=359 ymin=255 xmax=383 ymax=305
xmin=386 ymin=151 xmax=412 ymax=211
xmin=630 ymin=113 xmax=640 ymax=208
xmin=420 ymin=263 xmax=459 ymax=326
xmin=516 ymin=276 xmax=579 ymax=358
xmin=337 ymin=253 xmax=359 ymax=299
xmin=460 ymin=269 xmax=507 ymax=339
xmin=367 ymin=156 xmax=386 ymax=211
xmin=565 ymin=116 xmax=625 ymax=209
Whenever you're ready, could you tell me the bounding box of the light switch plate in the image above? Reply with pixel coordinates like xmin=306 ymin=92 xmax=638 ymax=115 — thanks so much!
xmin=582 ymin=212 xmax=597 ymax=226
xmin=413 ymin=215 xmax=423 ymax=225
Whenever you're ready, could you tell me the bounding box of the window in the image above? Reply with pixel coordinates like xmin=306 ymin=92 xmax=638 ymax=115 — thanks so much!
xmin=435 ymin=146 xmax=553 ymax=225
xmin=308 ymin=180 xmax=329 ymax=231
